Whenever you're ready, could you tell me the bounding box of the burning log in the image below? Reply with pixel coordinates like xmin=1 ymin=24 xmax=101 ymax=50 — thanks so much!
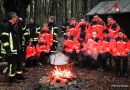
xmin=39 ymin=52 xmax=78 ymax=88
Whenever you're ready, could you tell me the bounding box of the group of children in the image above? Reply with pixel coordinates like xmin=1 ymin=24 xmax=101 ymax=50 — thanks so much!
xmin=26 ymin=14 xmax=130 ymax=78
xmin=26 ymin=23 xmax=53 ymax=66
xmin=63 ymin=14 xmax=130 ymax=78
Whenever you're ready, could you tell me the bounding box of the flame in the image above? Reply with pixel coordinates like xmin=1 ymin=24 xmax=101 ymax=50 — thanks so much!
xmin=53 ymin=66 xmax=73 ymax=79
xmin=47 ymin=65 xmax=76 ymax=83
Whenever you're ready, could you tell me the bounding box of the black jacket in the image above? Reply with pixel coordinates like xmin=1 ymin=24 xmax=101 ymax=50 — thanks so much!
xmin=1 ymin=21 xmax=21 ymax=54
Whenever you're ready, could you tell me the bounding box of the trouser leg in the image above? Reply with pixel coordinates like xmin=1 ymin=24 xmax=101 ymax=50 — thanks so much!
xmin=113 ymin=56 xmax=121 ymax=73
xmin=16 ymin=54 xmax=23 ymax=75
xmin=6 ymin=55 xmax=17 ymax=78
xmin=100 ymin=53 xmax=108 ymax=70
xmin=122 ymin=56 xmax=128 ymax=74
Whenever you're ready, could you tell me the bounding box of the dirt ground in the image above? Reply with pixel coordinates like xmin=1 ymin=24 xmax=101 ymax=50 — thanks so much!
xmin=0 ymin=64 xmax=130 ymax=90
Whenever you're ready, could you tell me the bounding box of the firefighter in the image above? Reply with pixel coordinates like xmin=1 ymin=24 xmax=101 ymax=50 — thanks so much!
xmin=61 ymin=18 xmax=69 ymax=36
xmin=98 ymin=29 xmax=113 ymax=71
xmin=112 ymin=30 xmax=130 ymax=77
xmin=26 ymin=39 xmax=38 ymax=67
xmin=106 ymin=16 xmax=120 ymax=38
xmin=48 ymin=16 xmax=58 ymax=53
xmin=0 ymin=18 xmax=8 ymax=62
xmin=26 ymin=18 xmax=40 ymax=46
xmin=1 ymin=12 xmax=26 ymax=83
xmin=81 ymin=30 xmax=101 ymax=69
xmin=16 ymin=17 xmax=27 ymax=70
xmin=76 ymin=18 xmax=91 ymax=39
xmin=91 ymin=14 xmax=106 ymax=38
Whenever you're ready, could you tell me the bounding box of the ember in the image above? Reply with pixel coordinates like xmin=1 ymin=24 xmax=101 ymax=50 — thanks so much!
xmin=39 ymin=64 xmax=77 ymax=88
xmin=48 ymin=65 xmax=76 ymax=82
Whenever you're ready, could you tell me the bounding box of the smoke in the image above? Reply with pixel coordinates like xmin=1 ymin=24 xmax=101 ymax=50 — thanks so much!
xmin=83 ymin=39 xmax=99 ymax=60
xmin=50 ymin=52 xmax=69 ymax=65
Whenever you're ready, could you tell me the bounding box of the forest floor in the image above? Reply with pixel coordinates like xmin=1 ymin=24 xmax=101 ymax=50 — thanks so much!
xmin=0 ymin=63 xmax=130 ymax=90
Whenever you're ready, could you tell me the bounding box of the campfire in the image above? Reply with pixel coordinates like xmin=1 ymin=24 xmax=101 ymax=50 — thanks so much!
xmin=48 ymin=65 xmax=76 ymax=83
xmin=39 ymin=52 xmax=78 ymax=88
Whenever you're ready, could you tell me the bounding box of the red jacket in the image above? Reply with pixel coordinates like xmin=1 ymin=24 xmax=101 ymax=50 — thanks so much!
xmin=64 ymin=36 xmax=75 ymax=53
xmin=82 ymin=37 xmax=101 ymax=52
xmin=111 ymin=35 xmax=130 ymax=56
xmin=66 ymin=22 xmax=78 ymax=37
xmin=26 ymin=45 xmax=36 ymax=60
xmin=107 ymin=20 xmax=120 ymax=38
xmin=73 ymin=37 xmax=81 ymax=53
xmin=75 ymin=22 xmax=92 ymax=39
xmin=38 ymin=30 xmax=53 ymax=47
xmin=36 ymin=43 xmax=50 ymax=57
xmin=91 ymin=18 xmax=106 ymax=38
xmin=99 ymin=37 xmax=112 ymax=54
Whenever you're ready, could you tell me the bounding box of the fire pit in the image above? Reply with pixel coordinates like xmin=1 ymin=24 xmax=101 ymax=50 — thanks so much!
xmin=39 ymin=52 xmax=80 ymax=88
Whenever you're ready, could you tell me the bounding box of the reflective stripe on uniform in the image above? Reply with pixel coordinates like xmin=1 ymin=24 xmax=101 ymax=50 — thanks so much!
xmin=53 ymin=40 xmax=58 ymax=42
xmin=63 ymin=33 xmax=66 ymax=35
xmin=53 ymin=27 xmax=58 ymax=29
xmin=9 ymin=33 xmax=13 ymax=50
xmin=52 ymin=27 xmax=54 ymax=34
xmin=1 ymin=50 xmax=6 ymax=54
xmin=2 ymin=32 xmax=9 ymax=36
xmin=36 ymin=27 xmax=40 ymax=34
xmin=33 ymin=38 xmax=38 ymax=41
xmin=24 ymin=32 xmax=30 ymax=36
xmin=51 ymin=51 xmax=58 ymax=53
xmin=9 ymin=33 xmax=17 ymax=54
xmin=1 ymin=33 xmax=17 ymax=54
xmin=16 ymin=71 xmax=22 ymax=74
xmin=3 ymin=42 xmax=9 ymax=47
xmin=9 ymin=64 xmax=15 ymax=77
xmin=1 ymin=42 xmax=6 ymax=54
xmin=54 ymin=33 xmax=57 ymax=35
xmin=22 ymin=26 xmax=26 ymax=31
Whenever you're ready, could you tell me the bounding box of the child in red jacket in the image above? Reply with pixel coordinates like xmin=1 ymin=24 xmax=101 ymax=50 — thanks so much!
xmin=112 ymin=30 xmax=130 ymax=77
xmin=26 ymin=40 xmax=38 ymax=67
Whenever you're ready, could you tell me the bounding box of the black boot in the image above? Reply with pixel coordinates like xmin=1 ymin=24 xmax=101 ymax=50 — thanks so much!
xmin=117 ymin=72 xmax=121 ymax=77
xmin=8 ymin=77 xmax=21 ymax=83
xmin=16 ymin=74 xmax=27 ymax=80
xmin=123 ymin=72 xmax=129 ymax=78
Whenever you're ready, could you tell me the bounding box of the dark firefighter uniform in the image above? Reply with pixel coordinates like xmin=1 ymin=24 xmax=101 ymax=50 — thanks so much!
xmin=62 ymin=19 xmax=69 ymax=36
xmin=23 ymin=25 xmax=30 ymax=46
xmin=25 ymin=22 xmax=40 ymax=46
xmin=48 ymin=22 xmax=58 ymax=53
xmin=1 ymin=21 xmax=23 ymax=81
